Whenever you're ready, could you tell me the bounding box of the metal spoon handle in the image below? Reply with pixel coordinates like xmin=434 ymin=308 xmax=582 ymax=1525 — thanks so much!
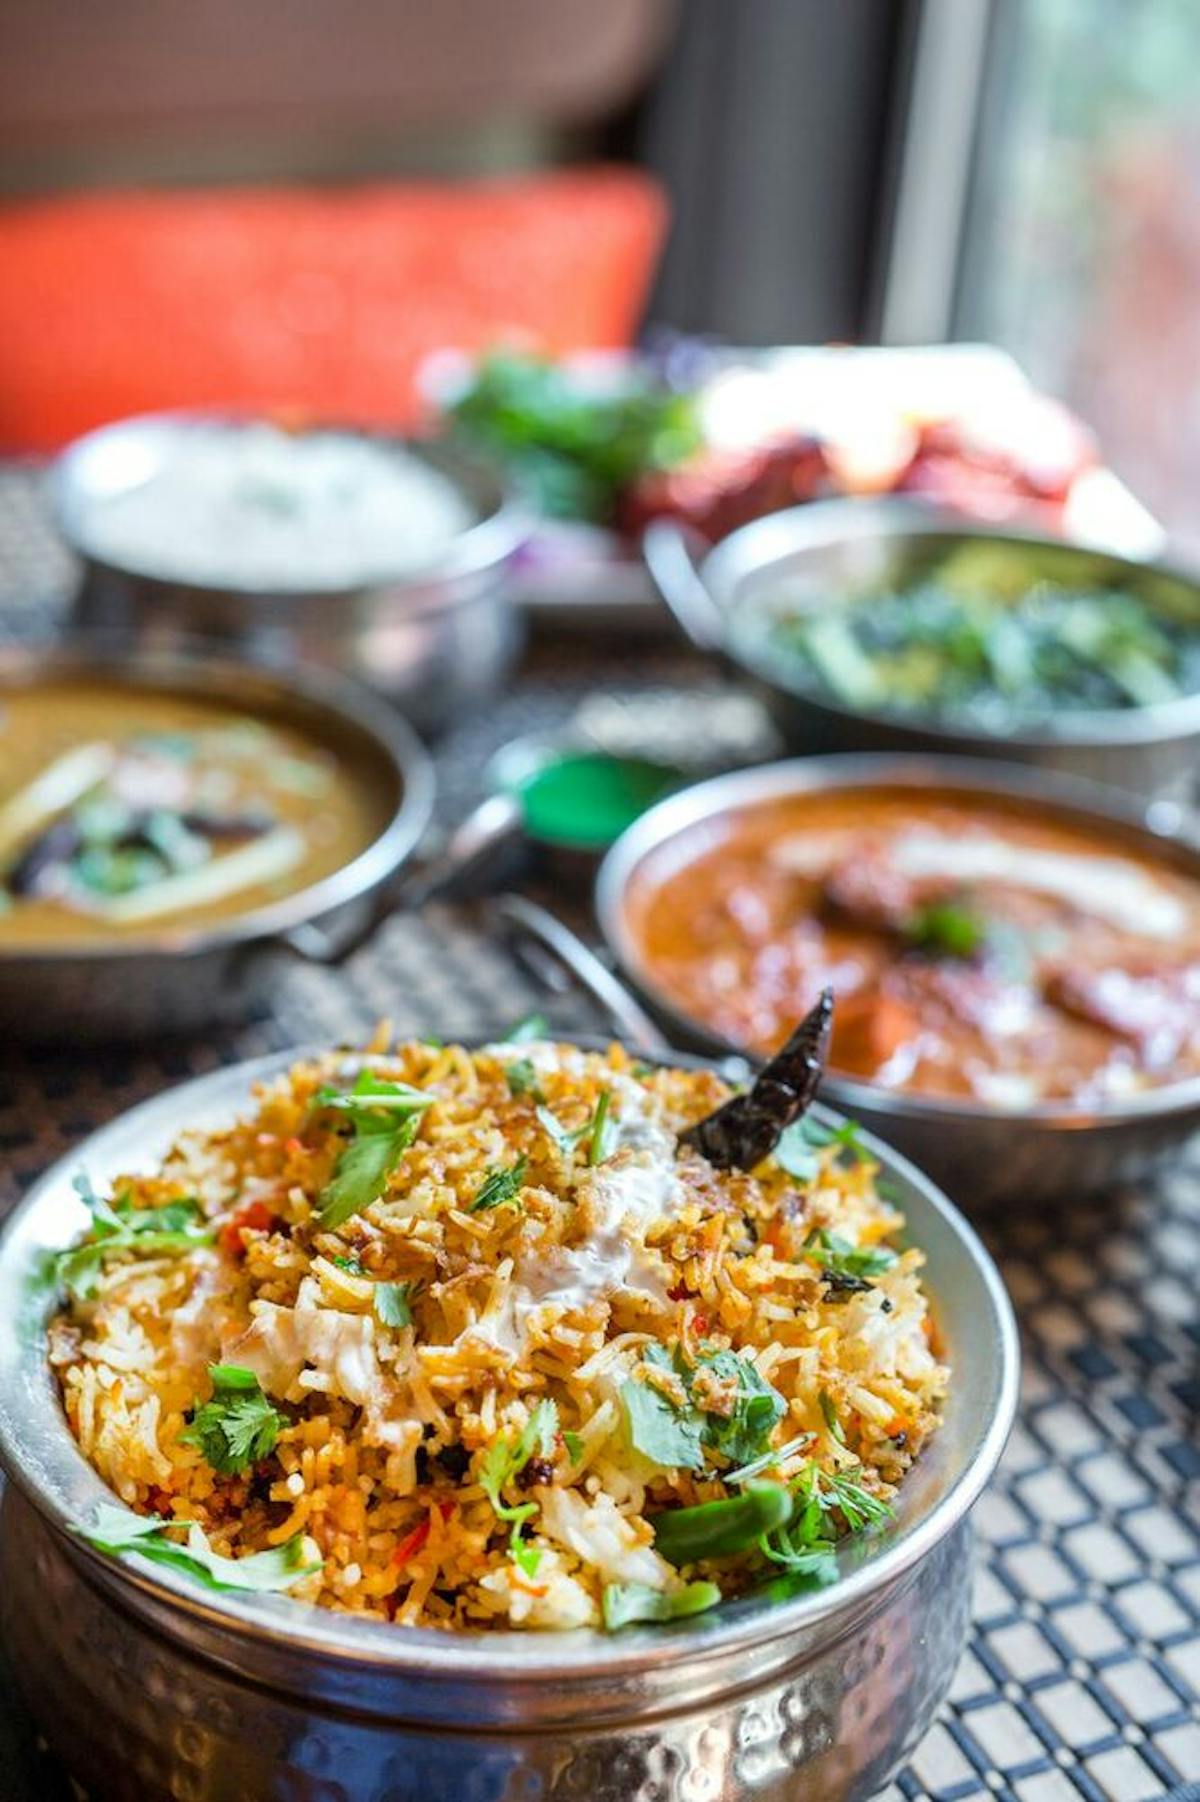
xmin=281 ymin=793 xmax=524 ymax=967
xmin=490 ymin=893 xmax=671 ymax=1056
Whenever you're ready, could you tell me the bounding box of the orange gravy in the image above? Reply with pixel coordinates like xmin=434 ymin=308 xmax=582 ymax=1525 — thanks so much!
xmin=627 ymin=789 xmax=1200 ymax=1108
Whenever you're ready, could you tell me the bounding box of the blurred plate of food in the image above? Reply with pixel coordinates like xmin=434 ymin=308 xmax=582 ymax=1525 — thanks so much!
xmin=423 ymin=341 xmax=1165 ymax=626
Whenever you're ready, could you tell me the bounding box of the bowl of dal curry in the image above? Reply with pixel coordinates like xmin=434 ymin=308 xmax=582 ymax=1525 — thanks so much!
xmin=0 ymin=641 xmax=433 ymax=1040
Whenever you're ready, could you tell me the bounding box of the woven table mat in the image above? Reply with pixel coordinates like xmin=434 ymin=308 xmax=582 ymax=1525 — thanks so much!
xmin=1 ymin=464 xmax=1198 ymax=1802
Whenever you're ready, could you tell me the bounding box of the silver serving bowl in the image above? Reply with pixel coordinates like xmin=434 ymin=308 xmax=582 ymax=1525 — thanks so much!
xmin=0 ymin=1042 xmax=1018 ymax=1802
xmin=596 ymin=755 xmax=1200 ymax=1207
xmin=0 ymin=641 xmax=434 ymax=1041
xmin=56 ymin=414 xmax=528 ymax=736
xmin=644 ymin=497 xmax=1200 ymax=795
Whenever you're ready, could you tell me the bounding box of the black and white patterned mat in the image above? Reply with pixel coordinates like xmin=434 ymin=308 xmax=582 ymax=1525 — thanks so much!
xmin=1 ymin=466 xmax=1198 ymax=1802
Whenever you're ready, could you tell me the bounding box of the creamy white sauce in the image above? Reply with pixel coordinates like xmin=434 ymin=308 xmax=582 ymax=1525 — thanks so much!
xmin=772 ymin=825 xmax=1184 ymax=939
xmin=890 ymin=831 xmax=1185 ymax=938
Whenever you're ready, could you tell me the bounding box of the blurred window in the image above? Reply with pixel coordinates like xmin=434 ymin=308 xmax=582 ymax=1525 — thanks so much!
xmin=957 ymin=0 xmax=1200 ymax=555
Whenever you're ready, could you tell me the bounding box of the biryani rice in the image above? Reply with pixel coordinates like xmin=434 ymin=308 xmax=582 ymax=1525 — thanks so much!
xmin=49 ymin=1037 xmax=948 ymax=1630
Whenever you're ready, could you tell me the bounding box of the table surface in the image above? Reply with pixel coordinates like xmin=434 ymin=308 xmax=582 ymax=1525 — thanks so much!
xmin=1 ymin=465 xmax=1199 ymax=1802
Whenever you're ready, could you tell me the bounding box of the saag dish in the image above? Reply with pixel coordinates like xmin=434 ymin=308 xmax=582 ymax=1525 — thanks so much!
xmin=0 ymin=681 xmax=388 ymax=945
xmin=747 ymin=542 xmax=1200 ymax=731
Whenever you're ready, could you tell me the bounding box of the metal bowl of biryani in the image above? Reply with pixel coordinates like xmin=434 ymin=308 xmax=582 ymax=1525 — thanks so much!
xmin=597 ymin=754 xmax=1200 ymax=1207
xmin=644 ymin=497 xmax=1200 ymax=795
xmin=0 ymin=1026 xmax=1017 ymax=1802
xmin=0 ymin=639 xmax=434 ymax=1041
xmin=55 ymin=412 xmax=527 ymax=735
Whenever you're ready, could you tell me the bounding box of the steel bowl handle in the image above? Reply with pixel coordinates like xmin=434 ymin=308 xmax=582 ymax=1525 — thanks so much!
xmin=642 ymin=519 xmax=726 ymax=653
xmin=490 ymin=894 xmax=671 ymax=1057
xmin=280 ymin=793 xmax=524 ymax=967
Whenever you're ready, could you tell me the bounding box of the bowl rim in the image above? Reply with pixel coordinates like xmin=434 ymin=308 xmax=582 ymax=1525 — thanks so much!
xmin=700 ymin=494 xmax=1200 ymax=751
xmin=52 ymin=409 xmax=527 ymax=599
xmin=0 ymin=636 xmax=435 ymax=963
xmin=596 ymin=751 xmax=1200 ymax=1129
xmin=0 ymin=1035 xmax=1019 ymax=1682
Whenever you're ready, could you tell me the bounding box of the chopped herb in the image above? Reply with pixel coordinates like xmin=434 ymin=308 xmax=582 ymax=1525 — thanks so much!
xmin=773 ymin=1114 xmax=869 ymax=1181
xmin=621 ymin=1353 xmax=705 ymax=1472
xmin=179 ymin=1364 xmax=283 ymax=1475
xmin=905 ymin=899 xmax=987 ymax=960
xmin=54 ymin=1175 xmax=214 ymax=1300
xmin=374 ymin=1280 xmax=420 ymax=1328
xmin=602 ymin=1579 xmax=722 ymax=1631
xmin=314 ymin=1071 xmax=432 ymax=1230
xmin=694 ymin=1348 xmax=786 ymax=1467
xmin=502 ymin=1013 xmax=549 ymax=1044
xmin=818 ymin=1389 xmax=846 ymax=1445
xmin=653 ymin=1481 xmax=792 ymax=1565
xmin=586 ymin=1090 xmax=618 ymax=1166
xmin=331 ymin=1254 xmax=367 ymax=1276
xmin=802 ymin=1228 xmax=897 ymax=1284
xmin=725 ymin=1431 xmax=814 ymax=1486
xmin=621 ymin=1343 xmax=786 ymax=1473
xmin=562 ymin=1430 xmax=585 ymax=1464
xmin=478 ymin=1400 xmax=558 ymax=1577
xmin=536 ymin=1105 xmax=585 ymax=1159
xmin=504 ymin=1059 xmax=544 ymax=1101
xmin=469 ymin=1156 xmax=528 ymax=1214
xmin=758 ymin=1459 xmax=892 ymax=1582
xmin=83 ymin=1504 xmax=320 ymax=1593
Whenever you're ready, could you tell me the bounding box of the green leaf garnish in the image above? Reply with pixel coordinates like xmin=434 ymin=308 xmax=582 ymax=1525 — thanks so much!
xmin=83 ymin=1504 xmax=320 ymax=1593
xmin=469 ymin=1156 xmax=528 ymax=1214
xmin=802 ymin=1228 xmax=897 ymax=1284
xmin=55 ymin=1176 xmax=214 ymax=1300
xmin=502 ymin=1013 xmax=549 ymax=1044
xmin=374 ymin=1280 xmax=420 ymax=1328
xmin=757 ymin=1459 xmax=892 ymax=1581
xmin=586 ymin=1090 xmax=618 ymax=1166
xmin=652 ymin=1481 xmax=793 ymax=1565
xmin=504 ymin=1059 xmax=544 ymax=1101
xmin=818 ymin=1389 xmax=846 ymax=1444
xmin=602 ymin=1579 xmax=721 ymax=1631
xmin=905 ymin=900 xmax=987 ymax=960
xmin=773 ymin=1115 xmax=868 ymax=1181
xmin=314 ymin=1072 xmax=432 ymax=1230
xmin=536 ymin=1106 xmax=585 ymax=1159
xmin=562 ymin=1430 xmax=584 ymax=1463
xmin=621 ymin=1344 xmax=786 ymax=1474
xmin=331 ymin=1254 xmax=367 ymax=1276
xmin=179 ymin=1364 xmax=283 ymax=1475
xmin=621 ymin=1354 xmax=705 ymax=1472
xmin=478 ymin=1399 xmax=558 ymax=1576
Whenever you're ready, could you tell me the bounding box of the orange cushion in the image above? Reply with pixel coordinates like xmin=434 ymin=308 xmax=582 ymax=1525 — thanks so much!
xmin=0 ymin=167 xmax=666 ymax=453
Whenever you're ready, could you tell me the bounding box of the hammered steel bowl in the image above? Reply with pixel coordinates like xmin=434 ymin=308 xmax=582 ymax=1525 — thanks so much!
xmin=596 ymin=755 xmax=1200 ymax=1209
xmin=0 ymin=1042 xmax=1018 ymax=1802
xmin=56 ymin=415 xmax=527 ymax=735
xmin=644 ymin=497 xmax=1200 ymax=796
xmin=0 ymin=641 xmax=434 ymax=1042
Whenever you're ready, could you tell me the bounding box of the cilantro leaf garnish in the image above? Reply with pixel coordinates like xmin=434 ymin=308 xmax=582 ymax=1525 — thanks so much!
xmin=314 ymin=1071 xmax=432 ymax=1230
xmin=620 ymin=1344 xmax=785 ymax=1473
xmin=374 ymin=1280 xmax=420 ymax=1328
xmin=478 ymin=1400 xmax=558 ymax=1576
xmin=469 ymin=1156 xmax=527 ymax=1213
xmin=602 ymin=1579 xmax=721 ymax=1631
xmin=757 ymin=1459 xmax=892 ymax=1581
xmin=621 ymin=1349 xmax=706 ymax=1471
xmin=802 ymin=1228 xmax=897 ymax=1284
xmin=179 ymin=1364 xmax=283 ymax=1475
xmin=773 ymin=1114 xmax=869 ymax=1181
xmin=504 ymin=1059 xmax=544 ymax=1101
xmin=502 ymin=1014 xmax=549 ymax=1044
xmin=55 ymin=1174 xmax=214 ymax=1300
xmin=905 ymin=899 xmax=987 ymax=960
xmin=536 ymin=1106 xmax=585 ymax=1159
xmin=332 ymin=1253 xmax=367 ymax=1276
xmin=83 ymin=1504 xmax=320 ymax=1593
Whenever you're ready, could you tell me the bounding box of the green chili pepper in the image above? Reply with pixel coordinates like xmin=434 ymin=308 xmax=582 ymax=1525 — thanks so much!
xmin=652 ymin=1481 xmax=793 ymax=1565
